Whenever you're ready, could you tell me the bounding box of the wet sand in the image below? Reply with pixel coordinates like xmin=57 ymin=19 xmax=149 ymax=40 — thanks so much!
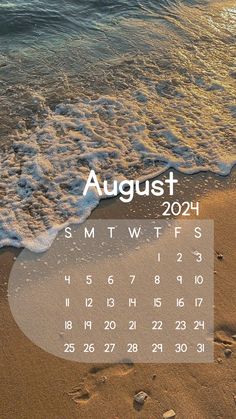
xmin=0 ymin=170 xmax=236 ymax=418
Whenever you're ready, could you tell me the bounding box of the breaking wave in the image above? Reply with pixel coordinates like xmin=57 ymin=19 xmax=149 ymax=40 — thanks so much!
xmin=0 ymin=0 xmax=235 ymax=251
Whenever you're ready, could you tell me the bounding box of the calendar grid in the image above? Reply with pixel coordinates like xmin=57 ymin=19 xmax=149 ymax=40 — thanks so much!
xmin=8 ymin=219 xmax=214 ymax=363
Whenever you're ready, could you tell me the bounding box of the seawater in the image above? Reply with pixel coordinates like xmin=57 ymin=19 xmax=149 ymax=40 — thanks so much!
xmin=0 ymin=0 xmax=235 ymax=251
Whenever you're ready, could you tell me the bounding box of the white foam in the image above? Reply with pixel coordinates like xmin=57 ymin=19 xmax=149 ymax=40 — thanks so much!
xmin=0 ymin=0 xmax=235 ymax=252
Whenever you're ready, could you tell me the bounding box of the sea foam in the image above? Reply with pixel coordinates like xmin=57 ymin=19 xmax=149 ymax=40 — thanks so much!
xmin=0 ymin=1 xmax=235 ymax=252
xmin=0 ymin=87 xmax=235 ymax=252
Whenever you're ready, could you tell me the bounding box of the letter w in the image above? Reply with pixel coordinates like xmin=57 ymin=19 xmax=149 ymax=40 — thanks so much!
xmin=128 ymin=227 xmax=141 ymax=238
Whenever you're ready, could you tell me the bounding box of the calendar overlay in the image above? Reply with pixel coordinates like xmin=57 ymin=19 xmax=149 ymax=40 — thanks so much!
xmin=8 ymin=220 xmax=214 ymax=363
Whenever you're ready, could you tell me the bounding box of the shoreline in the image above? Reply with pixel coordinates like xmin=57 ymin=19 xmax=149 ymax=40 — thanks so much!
xmin=0 ymin=169 xmax=236 ymax=418
xmin=0 ymin=165 xmax=235 ymax=254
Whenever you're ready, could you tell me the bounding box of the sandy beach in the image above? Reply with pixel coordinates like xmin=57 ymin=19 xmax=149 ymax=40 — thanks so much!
xmin=0 ymin=0 xmax=236 ymax=417
xmin=0 ymin=169 xmax=235 ymax=419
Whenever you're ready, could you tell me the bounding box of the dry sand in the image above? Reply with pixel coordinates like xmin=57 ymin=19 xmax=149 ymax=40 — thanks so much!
xmin=0 ymin=170 xmax=236 ymax=419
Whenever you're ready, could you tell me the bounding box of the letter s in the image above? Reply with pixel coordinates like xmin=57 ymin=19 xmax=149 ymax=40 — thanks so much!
xmin=65 ymin=227 xmax=72 ymax=239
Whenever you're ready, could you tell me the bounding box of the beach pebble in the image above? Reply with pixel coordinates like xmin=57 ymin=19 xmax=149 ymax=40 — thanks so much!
xmin=163 ymin=409 xmax=176 ymax=418
xmin=134 ymin=391 xmax=148 ymax=405
xmin=224 ymin=348 xmax=232 ymax=357
xmin=99 ymin=376 xmax=107 ymax=383
xmin=232 ymin=335 xmax=236 ymax=341
xmin=217 ymin=253 xmax=224 ymax=260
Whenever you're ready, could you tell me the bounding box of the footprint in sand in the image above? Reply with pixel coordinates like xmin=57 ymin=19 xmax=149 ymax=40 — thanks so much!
xmin=89 ymin=361 xmax=134 ymax=378
xmin=214 ymin=328 xmax=236 ymax=347
xmin=67 ymin=382 xmax=91 ymax=404
xmin=68 ymin=362 xmax=134 ymax=404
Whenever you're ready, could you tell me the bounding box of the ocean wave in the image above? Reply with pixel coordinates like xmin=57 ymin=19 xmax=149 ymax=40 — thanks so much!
xmin=0 ymin=85 xmax=235 ymax=251
xmin=0 ymin=0 xmax=149 ymax=37
xmin=0 ymin=4 xmax=64 ymax=36
xmin=0 ymin=0 xmax=214 ymax=37
xmin=0 ymin=0 xmax=235 ymax=252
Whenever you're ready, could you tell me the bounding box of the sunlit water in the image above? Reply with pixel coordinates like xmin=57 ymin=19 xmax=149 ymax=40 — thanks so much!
xmin=0 ymin=0 xmax=235 ymax=251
